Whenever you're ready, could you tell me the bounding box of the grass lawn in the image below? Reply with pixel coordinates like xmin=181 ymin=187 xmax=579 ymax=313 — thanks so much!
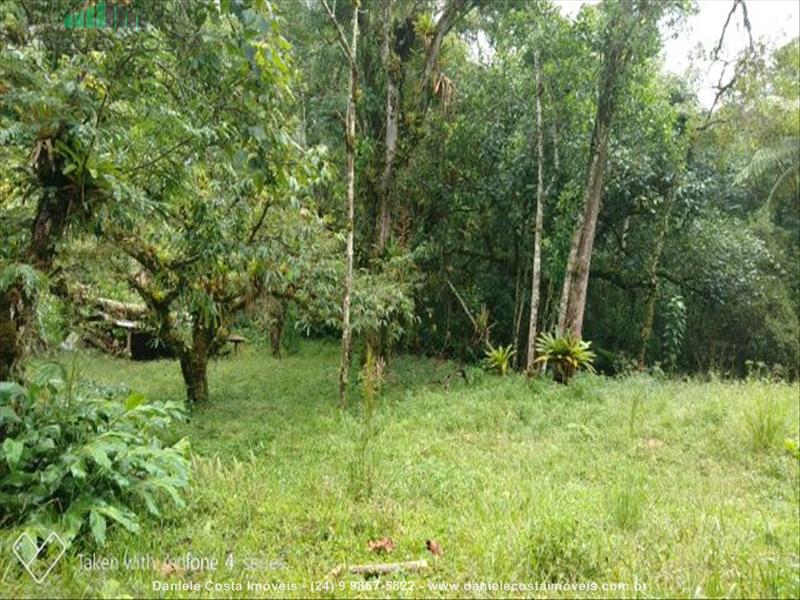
xmin=1 ymin=342 xmax=798 ymax=598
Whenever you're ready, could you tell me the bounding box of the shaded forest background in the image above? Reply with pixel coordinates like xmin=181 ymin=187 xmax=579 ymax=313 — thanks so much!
xmin=1 ymin=0 xmax=798 ymax=400
xmin=279 ymin=0 xmax=799 ymax=376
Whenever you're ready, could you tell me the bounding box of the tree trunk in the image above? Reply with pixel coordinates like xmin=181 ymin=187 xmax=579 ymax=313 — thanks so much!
xmin=637 ymin=193 xmax=676 ymax=368
xmin=338 ymin=5 xmax=360 ymax=409
xmin=557 ymin=197 xmax=585 ymax=334
xmin=511 ymin=253 xmax=529 ymax=370
xmin=269 ymin=298 xmax=287 ymax=358
xmin=557 ymin=40 xmax=622 ymax=338
xmin=180 ymin=352 xmax=209 ymax=405
xmin=557 ymin=119 xmax=611 ymax=338
xmin=556 ymin=2 xmax=663 ymax=339
xmin=377 ymin=0 xmax=399 ymax=253
xmin=525 ymin=51 xmax=546 ymax=372
xmin=1 ymin=134 xmax=86 ymax=378
xmin=0 ymin=291 xmax=22 ymax=381
xmin=179 ymin=322 xmax=213 ymax=405
xmin=418 ymin=0 xmax=469 ymax=110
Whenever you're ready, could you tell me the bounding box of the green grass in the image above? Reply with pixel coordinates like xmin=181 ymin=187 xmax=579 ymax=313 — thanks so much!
xmin=2 ymin=342 xmax=799 ymax=598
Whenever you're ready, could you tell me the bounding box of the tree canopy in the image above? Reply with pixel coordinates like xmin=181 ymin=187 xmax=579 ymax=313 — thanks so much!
xmin=1 ymin=0 xmax=798 ymax=403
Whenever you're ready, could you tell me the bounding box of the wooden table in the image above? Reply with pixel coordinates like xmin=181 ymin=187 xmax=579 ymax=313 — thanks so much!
xmin=227 ymin=334 xmax=247 ymax=354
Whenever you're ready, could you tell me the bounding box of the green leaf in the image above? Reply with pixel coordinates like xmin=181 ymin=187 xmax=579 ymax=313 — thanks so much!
xmin=69 ymin=458 xmax=87 ymax=479
xmin=0 ymin=406 xmax=19 ymax=424
xmin=248 ymin=125 xmax=266 ymax=141
xmin=89 ymin=510 xmax=107 ymax=545
xmin=35 ymin=437 xmax=56 ymax=452
xmin=3 ymin=438 xmax=23 ymax=470
xmin=140 ymin=490 xmax=160 ymax=516
xmin=0 ymin=381 xmax=25 ymax=403
xmin=40 ymin=464 xmax=63 ymax=487
xmin=125 ymin=393 xmax=146 ymax=411
xmin=85 ymin=444 xmax=112 ymax=470
xmin=98 ymin=504 xmax=140 ymax=533
xmin=0 ymin=470 xmax=35 ymax=488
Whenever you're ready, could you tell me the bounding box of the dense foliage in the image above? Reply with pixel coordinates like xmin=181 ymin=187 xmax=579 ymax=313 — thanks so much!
xmin=1 ymin=0 xmax=797 ymax=409
xmin=0 ymin=362 xmax=189 ymax=546
xmin=0 ymin=1 xmax=796 ymax=587
xmin=279 ymin=0 xmax=798 ymax=377
xmin=0 ymin=0 xmax=425 ymax=403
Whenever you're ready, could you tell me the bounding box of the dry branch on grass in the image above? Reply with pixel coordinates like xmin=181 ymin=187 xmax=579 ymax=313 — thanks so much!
xmin=326 ymin=559 xmax=428 ymax=579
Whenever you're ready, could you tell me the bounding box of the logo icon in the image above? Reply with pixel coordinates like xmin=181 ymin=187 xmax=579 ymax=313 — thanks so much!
xmin=12 ymin=531 xmax=67 ymax=583
xmin=64 ymin=1 xmax=143 ymax=30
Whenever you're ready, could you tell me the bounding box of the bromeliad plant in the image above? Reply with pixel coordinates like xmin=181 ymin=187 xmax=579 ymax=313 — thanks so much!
xmin=534 ymin=332 xmax=596 ymax=384
xmin=483 ymin=344 xmax=516 ymax=376
xmin=0 ymin=361 xmax=189 ymax=546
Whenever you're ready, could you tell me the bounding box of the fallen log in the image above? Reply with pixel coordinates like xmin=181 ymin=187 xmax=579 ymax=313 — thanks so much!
xmin=71 ymin=284 xmax=147 ymax=319
xmin=93 ymin=296 xmax=147 ymax=319
xmin=327 ymin=559 xmax=428 ymax=579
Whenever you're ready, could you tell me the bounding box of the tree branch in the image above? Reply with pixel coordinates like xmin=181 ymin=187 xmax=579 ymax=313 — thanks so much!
xmin=320 ymin=0 xmax=355 ymax=65
xmin=417 ymin=0 xmax=476 ymax=109
xmin=705 ymin=0 xmax=755 ymax=119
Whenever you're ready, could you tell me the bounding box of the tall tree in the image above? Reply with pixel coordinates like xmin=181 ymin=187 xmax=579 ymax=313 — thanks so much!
xmin=322 ymin=0 xmax=361 ymax=408
xmin=637 ymin=188 xmax=678 ymax=368
xmin=525 ymin=51 xmax=546 ymax=372
xmin=0 ymin=0 xmax=322 ymax=404
xmin=557 ymin=0 xmax=674 ymax=338
xmin=378 ymin=0 xmax=476 ymax=252
xmin=376 ymin=0 xmax=399 ymax=252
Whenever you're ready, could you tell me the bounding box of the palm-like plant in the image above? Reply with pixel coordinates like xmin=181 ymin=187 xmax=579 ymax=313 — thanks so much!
xmin=736 ymin=136 xmax=800 ymax=220
xmin=534 ymin=332 xmax=596 ymax=384
xmin=483 ymin=344 xmax=516 ymax=376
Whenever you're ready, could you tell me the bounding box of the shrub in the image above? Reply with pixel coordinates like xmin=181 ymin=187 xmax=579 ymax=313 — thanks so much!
xmin=534 ymin=332 xmax=596 ymax=384
xmin=0 ymin=361 xmax=190 ymax=546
